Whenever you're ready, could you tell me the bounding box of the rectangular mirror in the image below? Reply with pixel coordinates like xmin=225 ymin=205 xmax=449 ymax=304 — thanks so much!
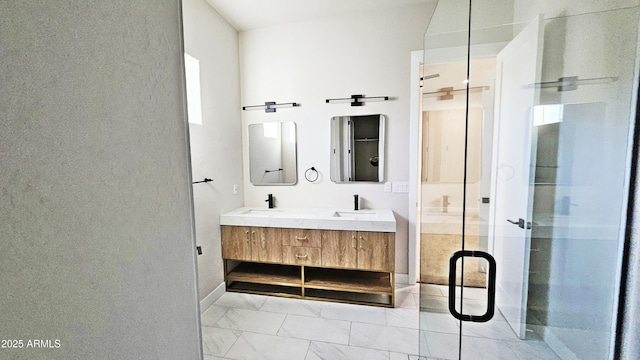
xmin=330 ymin=114 xmax=385 ymax=182
xmin=248 ymin=122 xmax=297 ymax=185
xmin=422 ymin=108 xmax=482 ymax=183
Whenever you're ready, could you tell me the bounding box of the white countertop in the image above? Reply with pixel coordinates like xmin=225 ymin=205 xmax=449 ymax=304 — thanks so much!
xmin=220 ymin=207 xmax=396 ymax=232
xmin=421 ymin=211 xmax=481 ymax=235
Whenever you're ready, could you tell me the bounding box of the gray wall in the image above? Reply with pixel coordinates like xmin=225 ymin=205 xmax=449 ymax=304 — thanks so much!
xmin=0 ymin=1 xmax=202 ymax=359
xmin=182 ymin=0 xmax=243 ymax=304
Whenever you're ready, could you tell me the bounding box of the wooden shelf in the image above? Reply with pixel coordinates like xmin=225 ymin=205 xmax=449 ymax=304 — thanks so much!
xmin=226 ymin=282 xmax=302 ymax=298
xmin=305 ymin=289 xmax=392 ymax=306
xmin=224 ymin=260 xmax=394 ymax=307
xmin=226 ymin=262 xmax=301 ymax=287
xmin=305 ymin=268 xmax=393 ymax=294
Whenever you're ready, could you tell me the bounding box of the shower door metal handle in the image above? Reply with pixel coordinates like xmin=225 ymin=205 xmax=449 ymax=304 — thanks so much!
xmin=448 ymin=250 xmax=496 ymax=322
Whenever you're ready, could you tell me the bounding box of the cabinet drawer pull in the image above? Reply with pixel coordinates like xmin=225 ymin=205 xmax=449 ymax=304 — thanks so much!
xmin=295 ymin=236 xmax=308 ymax=241
xmin=295 ymin=254 xmax=309 ymax=259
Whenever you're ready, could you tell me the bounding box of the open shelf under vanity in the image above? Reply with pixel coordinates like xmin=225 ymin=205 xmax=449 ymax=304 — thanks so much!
xmin=224 ymin=261 xmax=395 ymax=307
xmin=219 ymin=221 xmax=396 ymax=308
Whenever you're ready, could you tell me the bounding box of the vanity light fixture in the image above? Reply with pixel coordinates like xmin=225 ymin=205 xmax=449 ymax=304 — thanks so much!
xmin=419 ymin=73 xmax=440 ymax=88
xmin=533 ymin=76 xmax=617 ymax=92
xmin=242 ymin=101 xmax=299 ymax=113
xmin=325 ymin=94 xmax=390 ymax=107
xmin=423 ymin=86 xmax=490 ymax=100
xmin=421 ymin=74 xmax=440 ymax=81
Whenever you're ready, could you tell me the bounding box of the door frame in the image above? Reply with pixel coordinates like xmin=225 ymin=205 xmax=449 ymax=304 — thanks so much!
xmin=409 ymin=43 xmax=505 ymax=284
xmin=408 ymin=50 xmax=423 ymax=284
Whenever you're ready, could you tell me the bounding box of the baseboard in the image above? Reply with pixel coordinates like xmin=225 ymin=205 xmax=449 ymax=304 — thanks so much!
xmin=540 ymin=326 xmax=580 ymax=360
xmin=200 ymin=282 xmax=226 ymax=313
xmin=395 ymin=273 xmax=410 ymax=285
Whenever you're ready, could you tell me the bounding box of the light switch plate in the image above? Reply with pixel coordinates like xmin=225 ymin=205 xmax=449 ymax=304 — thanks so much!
xmin=384 ymin=182 xmax=392 ymax=193
xmin=392 ymin=181 xmax=409 ymax=193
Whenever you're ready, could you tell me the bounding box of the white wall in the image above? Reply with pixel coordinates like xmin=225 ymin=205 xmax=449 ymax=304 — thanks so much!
xmin=183 ymin=0 xmax=244 ymax=303
xmin=239 ymin=3 xmax=435 ymax=274
xmin=0 ymin=1 xmax=201 ymax=358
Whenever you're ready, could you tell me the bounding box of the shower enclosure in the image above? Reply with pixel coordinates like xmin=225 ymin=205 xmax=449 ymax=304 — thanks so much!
xmin=418 ymin=1 xmax=640 ymax=359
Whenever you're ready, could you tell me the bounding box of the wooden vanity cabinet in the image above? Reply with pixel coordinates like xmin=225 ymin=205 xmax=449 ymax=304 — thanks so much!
xmin=221 ymin=226 xmax=282 ymax=263
xmin=221 ymin=226 xmax=251 ymax=261
xmin=282 ymin=246 xmax=322 ymax=266
xmin=356 ymin=232 xmax=394 ymax=272
xmin=250 ymin=227 xmax=282 ymax=263
xmin=321 ymin=230 xmax=358 ymax=269
xmin=221 ymin=225 xmax=395 ymax=307
xmin=281 ymin=228 xmax=322 ymax=266
xmin=321 ymin=230 xmax=394 ymax=272
xmin=281 ymin=228 xmax=322 ymax=247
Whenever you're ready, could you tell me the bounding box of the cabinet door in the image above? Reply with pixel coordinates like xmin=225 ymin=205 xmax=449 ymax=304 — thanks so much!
xmin=221 ymin=226 xmax=251 ymax=261
xmin=250 ymin=227 xmax=282 ymax=263
xmin=357 ymin=232 xmax=394 ymax=272
xmin=321 ymin=230 xmax=358 ymax=269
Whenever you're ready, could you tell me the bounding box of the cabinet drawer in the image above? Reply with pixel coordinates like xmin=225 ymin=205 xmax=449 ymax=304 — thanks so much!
xmin=282 ymin=229 xmax=322 ymax=248
xmin=283 ymin=246 xmax=321 ymax=266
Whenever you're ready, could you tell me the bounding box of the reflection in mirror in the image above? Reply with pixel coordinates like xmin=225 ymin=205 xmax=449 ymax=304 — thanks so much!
xmin=248 ymin=122 xmax=297 ymax=185
xmin=423 ymin=108 xmax=482 ymax=183
xmin=330 ymin=114 xmax=385 ymax=182
xmin=533 ymin=102 xmax=605 ymax=187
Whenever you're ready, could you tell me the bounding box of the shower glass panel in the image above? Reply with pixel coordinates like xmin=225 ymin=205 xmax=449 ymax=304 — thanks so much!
xmin=419 ymin=1 xmax=640 ymax=359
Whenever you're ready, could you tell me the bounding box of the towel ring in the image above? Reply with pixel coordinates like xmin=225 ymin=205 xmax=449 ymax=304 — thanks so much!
xmin=305 ymin=167 xmax=319 ymax=182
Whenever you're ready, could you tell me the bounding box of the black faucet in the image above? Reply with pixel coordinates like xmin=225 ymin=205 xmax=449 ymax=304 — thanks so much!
xmin=354 ymin=194 xmax=359 ymax=211
xmin=266 ymin=194 xmax=274 ymax=209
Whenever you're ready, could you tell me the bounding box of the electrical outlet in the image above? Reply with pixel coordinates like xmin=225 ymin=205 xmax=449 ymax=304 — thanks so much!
xmin=384 ymin=182 xmax=392 ymax=193
xmin=233 ymin=184 xmax=238 ymax=195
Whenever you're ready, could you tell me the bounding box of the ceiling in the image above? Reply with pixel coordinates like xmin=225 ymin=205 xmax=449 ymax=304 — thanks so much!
xmin=205 ymin=0 xmax=435 ymax=31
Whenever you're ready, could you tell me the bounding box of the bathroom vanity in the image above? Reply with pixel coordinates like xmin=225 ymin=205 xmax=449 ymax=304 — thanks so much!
xmin=220 ymin=208 xmax=396 ymax=307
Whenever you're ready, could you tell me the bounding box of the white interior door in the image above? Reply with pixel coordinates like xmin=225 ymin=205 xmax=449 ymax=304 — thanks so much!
xmin=488 ymin=16 xmax=543 ymax=339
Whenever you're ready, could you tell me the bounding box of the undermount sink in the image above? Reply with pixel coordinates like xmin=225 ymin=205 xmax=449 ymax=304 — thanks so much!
xmin=332 ymin=211 xmax=378 ymax=219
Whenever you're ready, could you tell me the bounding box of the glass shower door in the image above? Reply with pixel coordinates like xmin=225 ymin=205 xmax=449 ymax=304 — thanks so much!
xmin=419 ymin=1 xmax=640 ymax=359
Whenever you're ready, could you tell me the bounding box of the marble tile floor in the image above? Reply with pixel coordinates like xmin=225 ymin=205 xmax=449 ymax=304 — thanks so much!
xmin=200 ymin=283 xmax=561 ymax=360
